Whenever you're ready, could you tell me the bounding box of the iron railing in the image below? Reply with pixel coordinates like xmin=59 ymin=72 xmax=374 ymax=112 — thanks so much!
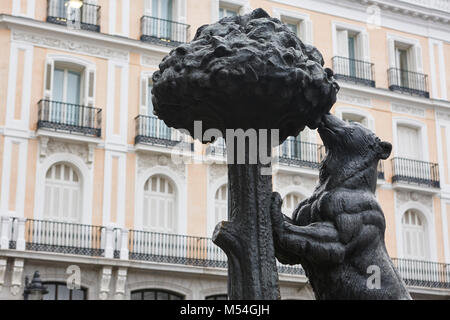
xmin=135 ymin=115 xmax=193 ymax=150
xmin=378 ymin=161 xmax=385 ymax=180
xmin=392 ymin=258 xmax=450 ymax=289
xmin=141 ymin=16 xmax=190 ymax=46
xmin=332 ymin=56 xmax=375 ymax=87
xmin=206 ymin=139 xmax=227 ymax=158
xmin=128 ymin=230 xmax=305 ymax=276
xmin=391 ymin=157 xmax=440 ymax=188
xmin=278 ymin=139 xmax=325 ymax=169
xmin=38 ymin=99 xmax=102 ymax=137
xmin=24 ymin=219 xmax=105 ymax=257
xmin=388 ymin=68 xmax=429 ymax=98
xmin=47 ymin=0 xmax=101 ymax=32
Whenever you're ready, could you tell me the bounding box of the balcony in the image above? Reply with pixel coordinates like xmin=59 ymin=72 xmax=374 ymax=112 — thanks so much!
xmin=332 ymin=56 xmax=375 ymax=87
xmin=391 ymin=158 xmax=440 ymax=189
xmin=38 ymin=99 xmax=102 ymax=137
xmin=141 ymin=16 xmax=190 ymax=46
xmin=277 ymin=139 xmax=325 ymax=170
xmin=135 ymin=115 xmax=193 ymax=151
xmin=47 ymin=0 xmax=101 ymax=32
xmin=388 ymin=68 xmax=429 ymax=98
xmin=3 ymin=217 xmax=449 ymax=289
xmin=378 ymin=161 xmax=385 ymax=180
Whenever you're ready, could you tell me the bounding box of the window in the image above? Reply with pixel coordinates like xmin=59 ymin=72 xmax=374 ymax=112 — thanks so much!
xmin=44 ymin=163 xmax=82 ymax=222
xmin=282 ymin=18 xmax=300 ymax=37
xmin=206 ymin=294 xmax=228 ymax=300
xmin=282 ymin=193 xmax=304 ymax=214
xmin=143 ymin=175 xmax=177 ymax=233
xmin=219 ymin=3 xmax=239 ymax=19
xmin=335 ymin=29 xmax=364 ymax=78
xmin=131 ymin=289 xmax=184 ymax=300
xmin=402 ymin=210 xmax=428 ymax=260
xmin=43 ymin=282 xmax=87 ymax=300
xmin=273 ymin=9 xmax=312 ymax=44
xmin=281 ymin=129 xmax=314 ymax=161
xmin=342 ymin=113 xmax=368 ymax=128
xmin=214 ymin=184 xmax=228 ymax=226
xmin=397 ymin=125 xmax=421 ymax=160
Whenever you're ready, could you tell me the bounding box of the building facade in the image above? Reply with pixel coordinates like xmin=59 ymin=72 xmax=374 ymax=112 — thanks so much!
xmin=0 ymin=0 xmax=449 ymax=300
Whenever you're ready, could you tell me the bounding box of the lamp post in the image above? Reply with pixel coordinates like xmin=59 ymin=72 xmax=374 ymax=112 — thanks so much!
xmin=67 ymin=0 xmax=83 ymax=9
xmin=23 ymin=271 xmax=48 ymax=300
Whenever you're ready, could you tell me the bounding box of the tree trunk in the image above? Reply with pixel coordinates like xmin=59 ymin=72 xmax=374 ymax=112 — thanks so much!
xmin=212 ymin=143 xmax=280 ymax=300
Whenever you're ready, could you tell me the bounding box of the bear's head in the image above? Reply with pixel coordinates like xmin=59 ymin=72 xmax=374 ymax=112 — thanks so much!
xmin=318 ymin=114 xmax=392 ymax=191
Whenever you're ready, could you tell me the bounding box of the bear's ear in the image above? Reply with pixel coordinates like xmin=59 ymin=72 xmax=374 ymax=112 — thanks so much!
xmin=377 ymin=141 xmax=392 ymax=160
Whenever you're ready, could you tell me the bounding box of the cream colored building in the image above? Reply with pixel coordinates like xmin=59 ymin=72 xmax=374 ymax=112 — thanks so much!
xmin=0 ymin=0 xmax=449 ymax=300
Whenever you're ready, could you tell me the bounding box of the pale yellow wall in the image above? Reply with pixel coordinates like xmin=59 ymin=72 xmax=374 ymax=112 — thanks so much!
xmin=0 ymin=1 xmax=13 ymax=15
xmin=92 ymin=149 xmax=105 ymax=226
xmin=441 ymin=127 xmax=449 ymax=185
xmin=187 ymin=164 xmax=208 ymax=237
xmin=24 ymin=139 xmax=38 ymax=219
xmin=378 ymin=189 xmax=397 ymax=257
xmin=0 ymin=29 xmax=11 ymax=127
xmin=433 ymin=198 xmax=445 ymax=262
xmin=445 ymin=43 xmax=450 ymax=99
xmin=125 ymin=152 xmax=136 ymax=229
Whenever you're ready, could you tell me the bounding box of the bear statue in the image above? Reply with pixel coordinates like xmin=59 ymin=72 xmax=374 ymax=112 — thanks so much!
xmin=270 ymin=113 xmax=412 ymax=300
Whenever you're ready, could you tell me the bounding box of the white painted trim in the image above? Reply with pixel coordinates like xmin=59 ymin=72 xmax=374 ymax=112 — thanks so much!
xmin=12 ymin=0 xmax=35 ymax=18
xmin=272 ymin=7 xmax=313 ymax=45
xmin=34 ymin=152 xmax=93 ymax=225
xmin=207 ymin=175 xmax=228 ymax=237
xmin=392 ymin=117 xmax=429 ymax=162
xmin=335 ymin=106 xmax=375 ymax=131
xmin=211 ymin=0 xmax=250 ymax=22
xmin=105 ymin=60 xmax=129 ymax=147
xmin=278 ymin=185 xmax=311 ymax=201
xmin=395 ymin=199 xmax=438 ymax=262
xmin=126 ymin=280 xmax=193 ymax=299
xmin=5 ymin=42 xmax=33 ymax=132
xmin=134 ymin=166 xmax=187 ymax=235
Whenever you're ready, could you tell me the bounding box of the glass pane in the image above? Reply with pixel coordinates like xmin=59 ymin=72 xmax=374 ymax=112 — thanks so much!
xmin=67 ymin=71 xmax=81 ymax=105
xmin=158 ymin=291 xmax=169 ymax=300
xmin=71 ymin=289 xmax=85 ymax=300
xmin=57 ymin=284 xmax=71 ymax=300
xmin=143 ymin=291 xmax=156 ymax=300
xmin=286 ymin=23 xmax=298 ymax=35
xmin=131 ymin=292 xmax=142 ymax=300
xmin=53 ymin=69 xmax=65 ymax=102
xmin=43 ymin=284 xmax=57 ymax=300
xmin=147 ymin=82 xmax=154 ymax=115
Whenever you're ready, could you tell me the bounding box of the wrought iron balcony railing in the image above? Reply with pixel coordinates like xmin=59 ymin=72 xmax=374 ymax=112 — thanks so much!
xmin=378 ymin=161 xmax=385 ymax=180
xmin=47 ymin=0 xmax=101 ymax=32
xmin=388 ymin=68 xmax=429 ymax=98
xmin=391 ymin=157 xmax=440 ymax=188
xmin=141 ymin=16 xmax=190 ymax=46
xmin=135 ymin=115 xmax=193 ymax=150
xmin=23 ymin=219 xmax=105 ymax=257
xmin=38 ymin=99 xmax=102 ymax=137
xmin=392 ymin=258 xmax=450 ymax=289
xmin=278 ymin=139 xmax=325 ymax=170
xmin=3 ymin=218 xmax=450 ymax=289
xmin=332 ymin=56 xmax=375 ymax=87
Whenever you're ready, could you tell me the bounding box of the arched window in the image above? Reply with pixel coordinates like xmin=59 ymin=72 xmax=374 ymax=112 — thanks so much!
xmin=131 ymin=289 xmax=184 ymax=300
xmin=143 ymin=175 xmax=177 ymax=233
xmin=43 ymin=282 xmax=87 ymax=300
xmin=205 ymin=294 xmax=228 ymax=300
xmin=214 ymin=184 xmax=228 ymax=226
xmin=282 ymin=192 xmax=305 ymax=214
xmin=44 ymin=163 xmax=82 ymax=222
xmin=402 ymin=210 xmax=428 ymax=260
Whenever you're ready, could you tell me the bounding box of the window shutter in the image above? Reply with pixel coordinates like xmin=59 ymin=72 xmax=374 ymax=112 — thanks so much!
xmin=44 ymin=59 xmax=54 ymax=100
xmin=336 ymin=29 xmax=349 ymax=58
xmin=413 ymin=45 xmax=423 ymax=73
xmin=361 ymin=32 xmax=370 ymax=62
xmin=85 ymin=69 xmax=95 ymax=107
xmin=140 ymin=76 xmax=149 ymax=115
xmin=388 ymin=38 xmax=396 ymax=68
xmin=303 ymin=20 xmax=313 ymax=45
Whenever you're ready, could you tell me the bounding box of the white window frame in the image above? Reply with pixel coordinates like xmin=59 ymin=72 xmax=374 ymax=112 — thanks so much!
xmin=335 ymin=106 xmax=375 ymax=132
xmin=207 ymin=174 xmax=228 ymax=236
xmin=387 ymin=34 xmax=423 ymax=73
xmin=392 ymin=117 xmax=429 ymax=162
xmin=401 ymin=209 xmax=428 ymax=260
xmin=272 ymin=8 xmax=313 ymax=45
xmin=332 ymin=21 xmax=370 ymax=62
xmin=12 ymin=0 xmax=36 ymax=18
xmin=395 ymin=201 xmax=437 ymax=262
xmin=211 ymin=0 xmax=251 ymax=22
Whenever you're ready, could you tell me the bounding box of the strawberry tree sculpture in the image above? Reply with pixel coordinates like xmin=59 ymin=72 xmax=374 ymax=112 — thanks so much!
xmin=151 ymin=8 xmax=339 ymax=300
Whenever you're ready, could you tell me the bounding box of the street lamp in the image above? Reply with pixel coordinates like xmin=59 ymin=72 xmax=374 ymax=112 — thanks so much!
xmin=23 ymin=271 xmax=48 ymax=300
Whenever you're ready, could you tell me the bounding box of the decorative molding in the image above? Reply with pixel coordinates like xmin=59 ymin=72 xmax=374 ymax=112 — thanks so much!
xmin=41 ymin=138 xmax=94 ymax=167
xmin=99 ymin=266 xmax=112 ymax=300
xmin=141 ymin=54 xmax=165 ymax=67
xmin=392 ymin=103 xmax=426 ymax=117
xmin=12 ymin=30 xmax=129 ymax=61
xmin=437 ymin=111 xmax=450 ymax=122
xmin=209 ymin=164 xmax=227 ymax=182
xmin=0 ymin=259 xmax=6 ymax=293
xmin=114 ymin=268 xmax=127 ymax=300
xmin=274 ymin=173 xmax=317 ymax=194
xmin=10 ymin=259 xmax=24 ymax=296
xmin=137 ymin=153 xmax=186 ymax=180
xmin=396 ymin=191 xmax=433 ymax=212
xmin=337 ymin=92 xmax=371 ymax=108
